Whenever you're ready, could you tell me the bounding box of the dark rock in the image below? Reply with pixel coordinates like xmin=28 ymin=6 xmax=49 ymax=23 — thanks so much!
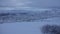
xmin=0 ymin=13 xmax=9 ymax=16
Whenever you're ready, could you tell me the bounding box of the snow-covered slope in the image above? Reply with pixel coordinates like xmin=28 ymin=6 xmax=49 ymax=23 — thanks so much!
xmin=0 ymin=9 xmax=60 ymax=23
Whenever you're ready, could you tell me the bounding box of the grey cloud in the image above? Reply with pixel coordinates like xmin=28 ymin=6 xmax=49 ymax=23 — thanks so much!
xmin=0 ymin=0 xmax=31 ymax=7
xmin=29 ymin=0 xmax=60 ymax=8
xmin=0 ymin=0 xmax=32 ymax=10
xmin=0 ymin=0 xmax=60 ymax=10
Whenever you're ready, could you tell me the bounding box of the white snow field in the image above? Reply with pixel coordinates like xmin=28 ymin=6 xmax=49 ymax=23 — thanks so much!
xmin=0 ymin=17 xmax=60 ymax=34
xmin=0 ymin=9 xmax=60 ymax=34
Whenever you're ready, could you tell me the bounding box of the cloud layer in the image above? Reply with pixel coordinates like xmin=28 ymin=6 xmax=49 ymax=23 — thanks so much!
xmin=0 ymin=0 xmax=60 ymax=10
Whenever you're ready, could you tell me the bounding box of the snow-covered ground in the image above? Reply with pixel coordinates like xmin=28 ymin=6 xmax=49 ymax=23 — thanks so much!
xmin=0 ymin=9 xmax=60 ymax=23
xmin=0 ymin=9 xmax=60 ymax=34
xmin=0 ymin=17 xmax=60 ymax=34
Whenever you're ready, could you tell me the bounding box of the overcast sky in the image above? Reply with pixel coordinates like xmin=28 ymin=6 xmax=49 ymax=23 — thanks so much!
xmin=0 ymin=0 xmax=60 ymax=10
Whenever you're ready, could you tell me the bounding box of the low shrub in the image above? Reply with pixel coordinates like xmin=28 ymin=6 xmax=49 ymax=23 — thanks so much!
xmin=41 ymin=24 xmax=60 ymax=34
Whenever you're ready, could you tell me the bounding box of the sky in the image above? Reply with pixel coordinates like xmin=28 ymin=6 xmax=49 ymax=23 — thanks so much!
xmin=0 ymin=0 xmax=60 ymax=10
